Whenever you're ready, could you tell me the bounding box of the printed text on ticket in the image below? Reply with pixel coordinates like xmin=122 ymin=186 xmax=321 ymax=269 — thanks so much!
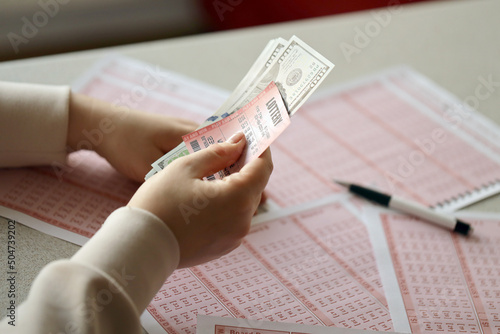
xmin=182 ymin=81 xmax=290 ymax=180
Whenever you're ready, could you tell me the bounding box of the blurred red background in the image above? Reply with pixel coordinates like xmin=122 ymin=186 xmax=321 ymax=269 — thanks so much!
xmin=201 ymin=0 xmax=434 ymax=31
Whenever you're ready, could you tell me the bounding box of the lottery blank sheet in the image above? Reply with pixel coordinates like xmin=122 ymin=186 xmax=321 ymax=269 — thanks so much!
xmin=367 ymin=210 xmax=500 ymax=334
xmin=2 ymin=56 xmax=500 ymax=334
xmin=147 ymin=200 xmax=393 ymax=333
xmin=267 ymin=70 xmax=500 ymax=210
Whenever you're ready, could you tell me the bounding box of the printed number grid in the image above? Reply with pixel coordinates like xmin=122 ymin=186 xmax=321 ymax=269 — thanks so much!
xmin=382 ymin=214 xmax=500 ymax=334
xmin=266 ymin=78 xmax=500 ymax=209
xmin=148 ymin=202 xmax=393 ymax=333
xmin=389 ymin=70 xmax=500 ymax=158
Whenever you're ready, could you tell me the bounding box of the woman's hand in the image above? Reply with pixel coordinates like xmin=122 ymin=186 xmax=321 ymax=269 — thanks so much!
xmin=128 ymin=133 xmax=273 ymax=268
xmin=67 ymin=92 xmax=197 ymax=182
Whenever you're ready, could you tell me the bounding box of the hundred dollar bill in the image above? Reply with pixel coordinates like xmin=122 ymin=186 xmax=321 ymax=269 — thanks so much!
xmin=225 ymin=35 xmax=334 ymax=117
xmin=183 ymin=81 xmax=289 ymax=180
xmin=146 ymin=36 xmax=333 ymax=179
xmin=199 ymin=38 xmax=288 ymax=128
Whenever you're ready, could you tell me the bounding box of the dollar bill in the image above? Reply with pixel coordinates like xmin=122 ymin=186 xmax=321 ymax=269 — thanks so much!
xmin=146 ymin=36 xmax=333 ymax=179
xmin=153 ymin=141 xmax=190 ymax=170
xmin=199 ymin=38 xmax=288 ymax=128
xmin=223 ymin=35 xmax=333 ymax=117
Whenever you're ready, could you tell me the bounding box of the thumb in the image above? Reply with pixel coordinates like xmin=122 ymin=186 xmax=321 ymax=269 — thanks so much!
xmin=181 ymin=132 xmax=246 ymax=179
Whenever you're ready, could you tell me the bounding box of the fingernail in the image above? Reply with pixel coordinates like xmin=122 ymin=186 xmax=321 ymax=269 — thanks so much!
xmin=227 ymin=131 xmax=245 ymax=144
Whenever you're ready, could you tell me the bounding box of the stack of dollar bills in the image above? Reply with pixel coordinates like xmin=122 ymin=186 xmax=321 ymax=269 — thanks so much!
xmin=145 ymin=36 xmax=334 ymax=180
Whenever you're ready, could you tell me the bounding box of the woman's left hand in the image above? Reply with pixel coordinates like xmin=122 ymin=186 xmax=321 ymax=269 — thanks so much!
xmin=67 ymin=93 xmax=197 ymax=182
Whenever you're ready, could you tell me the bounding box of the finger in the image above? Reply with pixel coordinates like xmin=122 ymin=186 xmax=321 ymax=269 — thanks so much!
xmin=259 ymin=191 xmax=268 ymax=205
xmin=178 ymin=132 xmax=246 ymax=178
xmin=232 ymin=148 xmax=273 ymax=194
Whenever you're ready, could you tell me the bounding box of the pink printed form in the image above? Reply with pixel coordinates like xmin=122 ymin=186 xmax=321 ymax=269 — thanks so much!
xmin=0 ymin=155 xmax=132 ymax=238
xmin=182 ymin=81 xmax=290 ymax=179
xmin=265 ymin=79 xmax=500 ymax=209
xmin=382 ymin=214 xmax=500 ymax=333
xmin=390 ymin=70 xmax=500 ymax=158
xmin=147 ymin=202 xmax=393 ymax=334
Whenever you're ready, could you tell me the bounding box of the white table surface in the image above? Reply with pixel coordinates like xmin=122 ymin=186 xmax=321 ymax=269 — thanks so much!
xmin=1 ymin=0 xmax=499 ymax=327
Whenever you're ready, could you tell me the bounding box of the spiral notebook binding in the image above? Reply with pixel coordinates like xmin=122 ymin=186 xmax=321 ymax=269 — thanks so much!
xmin=432 ymin=179 xmax=500 ymax=213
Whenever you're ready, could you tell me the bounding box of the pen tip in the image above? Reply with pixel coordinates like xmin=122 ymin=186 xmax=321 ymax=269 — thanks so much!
xmin=333 ymin=179 xmax=350 ymax=188
xmin=455 ymin=220 xmax=473 ymax=236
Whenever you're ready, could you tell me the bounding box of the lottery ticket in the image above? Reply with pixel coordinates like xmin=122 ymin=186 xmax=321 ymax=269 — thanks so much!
xmin=182 ymin=81 xmax=290 ymax=179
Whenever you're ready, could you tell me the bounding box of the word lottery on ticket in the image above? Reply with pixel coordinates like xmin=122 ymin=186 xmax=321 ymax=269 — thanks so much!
xmin=182 ymin=81 xmax=289 ymax=179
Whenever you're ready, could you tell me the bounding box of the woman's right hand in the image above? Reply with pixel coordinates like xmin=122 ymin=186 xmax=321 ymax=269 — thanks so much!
xmin=128 ymin=132 xmax=273 ymax=268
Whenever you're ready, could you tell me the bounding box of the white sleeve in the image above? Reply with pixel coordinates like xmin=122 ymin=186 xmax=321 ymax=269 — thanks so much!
xmin=0 ymin=81 xmax=70 ymax=167
xmin=0 ymin=207 xmax=180 ymax=333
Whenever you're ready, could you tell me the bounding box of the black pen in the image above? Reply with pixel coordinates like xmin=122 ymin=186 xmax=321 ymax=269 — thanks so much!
xmin=334 ymin=180 xmax=473 ymax=236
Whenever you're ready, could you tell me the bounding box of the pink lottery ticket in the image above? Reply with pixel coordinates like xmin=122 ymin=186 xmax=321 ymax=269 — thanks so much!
xmin=182 ymin=81 xmax=290 ymax=179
